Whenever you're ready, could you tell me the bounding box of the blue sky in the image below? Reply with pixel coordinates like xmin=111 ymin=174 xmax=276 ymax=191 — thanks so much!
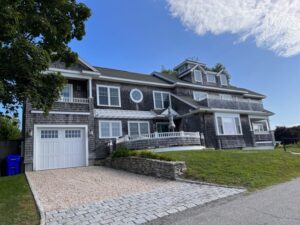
xmin=70 ymin=0 xmax=300 ymax=129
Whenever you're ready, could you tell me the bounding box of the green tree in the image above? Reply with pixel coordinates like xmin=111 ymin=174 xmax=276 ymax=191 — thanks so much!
xmin=0 ymin=116 xmax=21 ymax=140
xmin=160 ymin=65 xmax=176 ymax=75
xmin=210 ymin=63 xmax=228 ymax=74
xmin=0 ymin=0 xmax=91 ymax=114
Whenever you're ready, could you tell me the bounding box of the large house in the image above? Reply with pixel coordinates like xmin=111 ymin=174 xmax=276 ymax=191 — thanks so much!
xmin=23 ymin=58 xmax=275 ymax=171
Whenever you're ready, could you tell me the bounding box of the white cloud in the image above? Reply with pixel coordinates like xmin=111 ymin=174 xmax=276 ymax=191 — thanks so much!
xmin=167 ymin=0 xmax=300 ymax=57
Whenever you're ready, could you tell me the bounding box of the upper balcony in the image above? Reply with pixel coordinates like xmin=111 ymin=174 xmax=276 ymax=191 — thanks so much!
xmin=197 ymin=96 xmax=264 ymax=111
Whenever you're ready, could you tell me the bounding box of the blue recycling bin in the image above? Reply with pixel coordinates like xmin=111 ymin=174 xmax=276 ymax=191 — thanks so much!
xmin=6 ymin=155 xmax=21 ymax=176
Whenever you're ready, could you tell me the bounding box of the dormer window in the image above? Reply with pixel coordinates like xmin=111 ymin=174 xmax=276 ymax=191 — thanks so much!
xmin=207 ymin=73 xmax=216 ymax=83
xmin=220 ymin=74 xmax=228 ymax=86
xmin=194 ymin=70 xmax=202 ymax=83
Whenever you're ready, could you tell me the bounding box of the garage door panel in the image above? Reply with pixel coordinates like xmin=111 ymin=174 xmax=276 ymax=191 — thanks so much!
xmin=35 ymin=127 xmax=86 ymax=170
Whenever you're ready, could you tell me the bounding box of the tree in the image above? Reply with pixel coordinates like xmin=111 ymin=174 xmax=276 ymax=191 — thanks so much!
xmin=0 ymin=116 xmax=21 ymax=140
xmin=210 ymin=63 xmax=228 ymax=74
xmin=160 ymin=65 xmax=176 ymax=75
xmin=0 ymin=0 xmax=91 ymax=114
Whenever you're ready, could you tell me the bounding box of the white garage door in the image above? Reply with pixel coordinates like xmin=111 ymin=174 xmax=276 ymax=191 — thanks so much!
xmin=35 ymin=127 xmax=87 ymax=170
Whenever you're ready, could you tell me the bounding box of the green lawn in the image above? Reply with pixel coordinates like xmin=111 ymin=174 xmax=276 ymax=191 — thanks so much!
xmin=161 ymin=149 xmax=300 ymax=191
xmin=0 ymin=174 xmax=39 ymax=225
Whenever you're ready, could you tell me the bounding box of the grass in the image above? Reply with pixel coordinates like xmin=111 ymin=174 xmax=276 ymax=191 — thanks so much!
xmin=161 ymin=148 xmax=300 ymax=191
xmin=0 ymin=174 xmax=39 ymax=225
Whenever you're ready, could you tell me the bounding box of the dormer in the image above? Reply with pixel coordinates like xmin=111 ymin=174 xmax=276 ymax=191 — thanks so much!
xmin=173 ymin=59 xmax=206 ymax=77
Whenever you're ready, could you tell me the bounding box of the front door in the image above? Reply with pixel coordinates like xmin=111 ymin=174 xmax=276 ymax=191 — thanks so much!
xmin=157 ymin=123 xmax=169 ymax=133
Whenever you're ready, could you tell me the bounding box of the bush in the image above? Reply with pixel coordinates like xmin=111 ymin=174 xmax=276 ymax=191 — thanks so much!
xmin=112 ymin=147 xmax=174 ymax=161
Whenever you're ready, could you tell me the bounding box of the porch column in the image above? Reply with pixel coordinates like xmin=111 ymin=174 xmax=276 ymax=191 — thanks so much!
xmin=88 ymin=78 xmax=92 ymax=98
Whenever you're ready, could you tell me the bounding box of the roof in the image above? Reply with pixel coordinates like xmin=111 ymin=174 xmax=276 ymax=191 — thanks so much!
xmin=94 ymin=67 xmax=167 ymax=84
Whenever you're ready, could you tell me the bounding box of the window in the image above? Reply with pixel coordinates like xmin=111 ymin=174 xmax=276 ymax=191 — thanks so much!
xmin=250 ymin=118 xmax=269 ymax=134
xmin=215 ymin=113 xmax=242 ymax=135
xmin=220 ymin=94 xmax=233 ymax=100
xmin=130 ymin=89 xmax=143 ymax=103
xmin=41 ymin=130 xmax=58 ymax=139
xmin=153 ymin=91 xmax=170 ymax=109
xmin=194 ymin=70 xmax=202 ymax=82
xmin=207 ymin=73 xmax=216 ymax=83
xmin=128 ymin=121 xmax=150 ymax=136
xmin=97 ymin=85 xmax=121 ymax=107
xmin=65 ymin=130 xmax=81 ymax=138
xmin=61 ymin=84 xmax=73 ymax=98
xmin=99 ymin=121 xmax=122 ymax=138
xmin=193 ymin=91 xmax=208 ymax=101
xmin=220 ymin=74 xmax=228 ymax=86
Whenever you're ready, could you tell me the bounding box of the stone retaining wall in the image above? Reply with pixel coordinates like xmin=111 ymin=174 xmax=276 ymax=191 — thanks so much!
xmin=96 ymin=157 xmax=186 ymax=180
xmin=117 ymin=137 xmax=201 ymax=150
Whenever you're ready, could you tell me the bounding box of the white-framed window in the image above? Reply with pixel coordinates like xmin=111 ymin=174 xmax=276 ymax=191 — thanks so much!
xmin=97 ymin=85 xmax=121 ymax=107
xmin=41 ymin=130 xmax=58 ymax=139
xmin=193 ymin=70 xmax=202 ymax=82
xmin=249 ymin=117 xmax=269 ymax=134
xmin=215 ymin=113 xmax=242 ymax=135
xmin=128 ymin=121 xmax=150 ymax=136
xmin=193 ymin=91 xmax=208 ymax=101
xmin=65 ymin=130 xmax=81 ymax=138
xmin=99 ymin=120 xmax=122 ymax=138
xmin=220 ymin=94 xmax=233 ymax=100
xmin=130 ymin=88 xmax=143 ymax=103
xmin=60 ymin=84 xmax=73 ymax=98
xmin=206 ymin=73 xmax=216 ymax=83
xmin=153 ymin=91 xmax=170 ymax=109
xmin=220 ymin=74 xmax=228 ymax=86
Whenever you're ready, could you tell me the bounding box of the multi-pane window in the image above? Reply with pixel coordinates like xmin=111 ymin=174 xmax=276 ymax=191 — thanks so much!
xmin=250 ymin=118 xmax=269 ymax=134
xmin=215 ymin=113 xmax=242 ymax=135
xmin=65 ymin=130 xmax=81 ymax=138
xmin=41 ymin=130 xmax=58 ymax=139
xmin=60 ymin=84 xmax=73 ymax=98
xmin=220 ymin=74 xmax=228 ymax=86
xmin=207 ymin=73 xmax=216 ymax=83
xmin=220 ymin=94 xmax=233 ymax=100
xmin=194 ymin=70 xmax=202 ymax=82
xmin=128 ymin=121 xmax=150 ymax=136
xmin=193 ymin=91 xmax=208 ymax=101
xmin=97 ymin=85 xmax=120 ymax=107
xmin=99 ymin=121 xmax=122 ymax=138
xmin=153 ymin=91 xmax=170 ymax=109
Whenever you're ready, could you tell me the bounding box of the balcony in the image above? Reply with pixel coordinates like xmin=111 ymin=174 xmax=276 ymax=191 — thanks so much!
xmin=116 ymin=131 xmax=202 ymax=150
xmin=52 ymin=97 xmax=91 ymax=112
xmin=198 ymin=97 xmax=264 ymax=111
xmin=57 ymin=97 xmax=89 ymax=104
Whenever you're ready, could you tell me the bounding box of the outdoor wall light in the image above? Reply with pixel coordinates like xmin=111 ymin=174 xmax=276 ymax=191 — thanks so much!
xmin=27 ymin=129 xmax=33 ymax=137
xmin=89 ymin=129 xmax=94 ymax=136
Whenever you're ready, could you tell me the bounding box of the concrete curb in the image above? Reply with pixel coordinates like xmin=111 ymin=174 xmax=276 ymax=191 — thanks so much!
xmin=25 ymin=172 xmax=46 ymax=225
xmin=175 ymin=177 xmax=247 ymax=190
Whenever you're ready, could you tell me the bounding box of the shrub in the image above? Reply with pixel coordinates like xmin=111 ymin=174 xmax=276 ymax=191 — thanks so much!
xmin=112 ymin=147 xmax=174 ymax=161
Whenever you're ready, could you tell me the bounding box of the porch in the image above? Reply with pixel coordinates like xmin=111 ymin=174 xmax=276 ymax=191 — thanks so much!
xmin=116 ymin=131 xmax=203 ymax=150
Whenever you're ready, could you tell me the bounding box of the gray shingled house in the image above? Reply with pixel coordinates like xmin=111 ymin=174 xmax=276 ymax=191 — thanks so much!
xmin=23 ymin=58 xmax=275 ymax=171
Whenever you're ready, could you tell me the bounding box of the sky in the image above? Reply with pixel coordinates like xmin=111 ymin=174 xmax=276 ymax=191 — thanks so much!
xmin=69 ymin=0 xmax=300 ymax=129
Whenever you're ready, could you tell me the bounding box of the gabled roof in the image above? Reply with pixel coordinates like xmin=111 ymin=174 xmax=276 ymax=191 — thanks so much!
xmin=173 ymin=59 xmax=206 ymax=70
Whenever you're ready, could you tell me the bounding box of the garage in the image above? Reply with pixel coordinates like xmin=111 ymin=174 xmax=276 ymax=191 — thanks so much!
xmin=34 ymin=125 xmax=88 ymax=171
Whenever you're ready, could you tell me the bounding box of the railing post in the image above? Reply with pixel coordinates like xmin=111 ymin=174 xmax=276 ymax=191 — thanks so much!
xmin=154 ymin=132 xmax=158 ymax=138
xmin=180 ymin=131 xmax=184 ymax=137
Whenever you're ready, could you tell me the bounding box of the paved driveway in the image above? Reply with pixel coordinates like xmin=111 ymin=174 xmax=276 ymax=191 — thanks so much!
xmin=150 ymin=178 xmax=300 ymax=225
xmin=26 ymin=166 xmax=244 ymax=225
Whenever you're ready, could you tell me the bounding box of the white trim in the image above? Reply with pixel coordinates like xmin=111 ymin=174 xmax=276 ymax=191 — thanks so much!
xmin=130 ymin=88 xmax=143 ymax=103
xmin=193 ymin=69 xmax=203 ymax=83
xmin=177 ymin=65 xmax=198 ymax=78
xmin=128 ymin=121 xmax=150 ymax=136
xmin=153 ymin=91 xmax=171 ymax=109
xmin=193 ymin=91 xmax=208 ymax=101
xmin=33 ymin=124 xmax=88 ymax=171
xmin=88 ymin=78 xmax=92 ymax=98
xmin=78 ymin=57 xmax=99 ymax=72
xmin=256 ymin=141 xmax=273 ymax=144
xmin=31 ymin=110 xmax=90 ymax=115
xmin=98 ymin=120 xmax=122 ymax=139
xmin=183 ymin=108 xmax=273 ymax=117
xmin=98 ymin=75 xmax=172 ymax=87
xmin=220 ymin=74 xmax=228 ymax=86
xmin=96 ymin=84 xmax=121 ymax=107
xmin=170 ymin=93 xmax=198 ymax=109
xmin=94 ymin=109 xmax=157 ymax=119
xmin=214 ymin=113 xmax=243 ymax=136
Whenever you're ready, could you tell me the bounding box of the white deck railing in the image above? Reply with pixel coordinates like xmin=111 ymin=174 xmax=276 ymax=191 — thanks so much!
xmin=116 ymin=131 xmax=200 ymax=144
xmin=57 ymin=97 xmax=89 ymax=104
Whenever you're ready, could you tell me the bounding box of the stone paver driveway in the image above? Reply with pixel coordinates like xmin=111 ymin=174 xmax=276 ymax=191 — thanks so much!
xmin=26 ymin=166 xmax=245 ymax=225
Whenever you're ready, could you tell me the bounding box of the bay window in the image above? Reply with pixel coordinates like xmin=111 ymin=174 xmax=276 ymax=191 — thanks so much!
xmin=215 ymin=113 xmax=242 ymax=135
xmin=250 ymin=117 xmax=269 ymax=134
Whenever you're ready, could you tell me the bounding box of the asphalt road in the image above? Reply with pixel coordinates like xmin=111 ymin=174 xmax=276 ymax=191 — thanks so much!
xmin=148 ymin=178 xmax=300 ymax=225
